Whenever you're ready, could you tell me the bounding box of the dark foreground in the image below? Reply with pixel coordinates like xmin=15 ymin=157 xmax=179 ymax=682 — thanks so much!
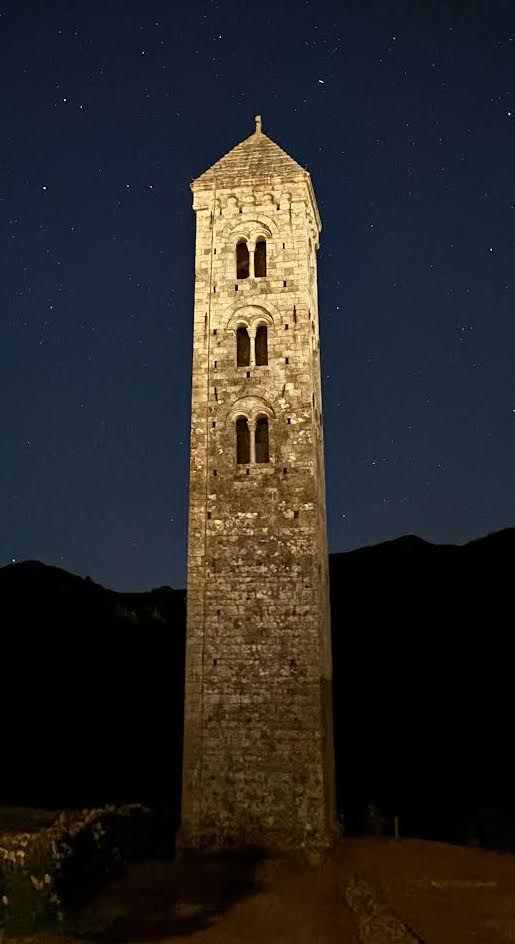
xmin=4 ymin=837 xmax=515 ymax=943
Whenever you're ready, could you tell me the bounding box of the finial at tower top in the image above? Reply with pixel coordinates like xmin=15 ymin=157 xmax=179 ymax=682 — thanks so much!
xmin=255 ymin=114 xmax=262 ymax=135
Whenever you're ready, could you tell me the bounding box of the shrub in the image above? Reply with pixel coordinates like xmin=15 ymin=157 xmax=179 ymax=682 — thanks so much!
xmin=0 ymin=803 xmax=151 ymax=933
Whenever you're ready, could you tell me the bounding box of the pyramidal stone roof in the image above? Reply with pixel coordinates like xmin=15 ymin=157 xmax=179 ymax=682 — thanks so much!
xmin=192 ymin=116 xmax=309 ymax=190
xmin=191 ymin=116 xmax=321 ymax=230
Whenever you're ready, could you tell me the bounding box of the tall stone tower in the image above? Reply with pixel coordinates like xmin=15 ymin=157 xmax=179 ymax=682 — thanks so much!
xmin=181 ymin=117 xmax=335 ymax=852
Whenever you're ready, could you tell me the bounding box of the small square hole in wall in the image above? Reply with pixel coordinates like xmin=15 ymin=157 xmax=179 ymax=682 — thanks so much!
xmin=213 ymin=285 xmax=216 ymax=293
xmin=285 ymin=357 xmax=289 ymax=365
xmin=246 ymin=370 xmax=251 ymax=378
xmin=287 ymin=417 xmax=291 ymax=424
xmin=214 ymin=360 xmax=217 ymax=368
xmin=213 ymin=469 xmax=217 ymax=476
xmin=293 ymin=510 xmax=299 ymax=519
xmin=283 ymin=467 xmax=288 ymax=475
xmin=284 ymin=324 xmax=289 ymax=330
xmin=239 ymin=208 xmax=242 ymax=213
xmin=207 ymin=512 xmax=212 ymax=520
xmin=213 ymin=328 xmax=217 ymax=335
xmin=283 ymin=280 xmax=287 ymax=287
xmin=213 ymin=658 xmax=218 ymax=666
xmin=283 ymin=242 xmax=286 ymax=249
xmin=213 ymin=248 xmax=217 ymax=254
xmin=235 ymin=284 xmax=238 ymax=291
xmin=246 ymin=468 xmax=250 ymax=475
xmin=212 ymin=421 xmax=216 ymax=428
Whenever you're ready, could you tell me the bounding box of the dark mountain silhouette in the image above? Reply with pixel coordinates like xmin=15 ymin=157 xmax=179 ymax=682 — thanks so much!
xmin=330 ymin=527 xmax=515 ymax=843
xmin=1 ymin=559 xmax=184 ymax=629
xmin=0 ymin=561 xmax=185 ymax=817
xmin=1 ymin=528 xmax=514 ymax=847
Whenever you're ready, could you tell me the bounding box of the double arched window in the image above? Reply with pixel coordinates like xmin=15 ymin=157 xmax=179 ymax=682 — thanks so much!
xmin=235 ymin=415 xmax=270 ymax=464
xmin=236 ymin=324 xmax=268 ymax=367
xmin=235 ymin=238 xmax=267 ymax=279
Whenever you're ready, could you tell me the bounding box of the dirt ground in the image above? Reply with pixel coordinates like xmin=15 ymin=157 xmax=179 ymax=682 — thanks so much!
xmin=342 ymin=837 xmax=515 ymax=943
xmin=5 ymin=837 xmax=515 ymax=943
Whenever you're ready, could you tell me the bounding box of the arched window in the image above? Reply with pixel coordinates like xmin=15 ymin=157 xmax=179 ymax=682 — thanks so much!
xmin=255 ymin=416 xmax=270 ymax=463
xmin=236 ymin=416 xmax=250 ymax=464
xmin=255 ymin=324 xmax=268 ymax=366
xmin=236 ymin=326 xmax=250 ymax=366
xmin=236 ymin=240 xmax=249 ymax=279
xmin=254 ymin=238 xmax=267 ymax=277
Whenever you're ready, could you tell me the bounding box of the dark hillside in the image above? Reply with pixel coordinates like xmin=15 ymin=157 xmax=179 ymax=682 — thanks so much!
xmin=330 ymin=528 xmax=515 ymax=842
xmin=0 ymin=561 xmax=185 ymax=816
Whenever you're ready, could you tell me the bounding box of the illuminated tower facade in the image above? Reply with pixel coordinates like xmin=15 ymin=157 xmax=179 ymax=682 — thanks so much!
xmin=181 ymin=117 xmax=335 ymax=851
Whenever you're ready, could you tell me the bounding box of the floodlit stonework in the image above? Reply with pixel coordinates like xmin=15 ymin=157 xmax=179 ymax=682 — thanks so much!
xmin=181 ymin=117 xmax=336 ymax=852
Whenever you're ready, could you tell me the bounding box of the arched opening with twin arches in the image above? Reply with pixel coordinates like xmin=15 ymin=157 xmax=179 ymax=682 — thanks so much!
xmin=235 ymin=237 xmax=267 ymax=280
xmin=229 ymin=396 xmax=275 ymax=466
xmin=226 ymin=304 xmax=276 ymax=370
xmin=235 ymin=414 xmax=270 ymax=465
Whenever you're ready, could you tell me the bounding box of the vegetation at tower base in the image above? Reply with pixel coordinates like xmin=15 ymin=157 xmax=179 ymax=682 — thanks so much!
xmin=0 ymin=803 xmax=153 ymax=934
xmin=1 ymin=527 xmax=515 ymax=856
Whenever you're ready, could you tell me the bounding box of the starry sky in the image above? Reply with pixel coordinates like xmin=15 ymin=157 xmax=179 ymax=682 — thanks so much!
xmin=1 ymin=0 xmax=514 ymax=590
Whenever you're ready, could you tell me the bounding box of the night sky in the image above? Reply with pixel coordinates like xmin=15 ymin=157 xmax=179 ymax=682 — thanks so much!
xmin=1 ymin=1 xmax=514 ymax=590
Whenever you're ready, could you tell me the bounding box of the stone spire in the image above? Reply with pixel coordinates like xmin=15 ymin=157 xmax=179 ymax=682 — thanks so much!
xmin=191 ymin=119 xmax=321 ymax=231
xmin=192 ymin=120 xmax=307 ymax=183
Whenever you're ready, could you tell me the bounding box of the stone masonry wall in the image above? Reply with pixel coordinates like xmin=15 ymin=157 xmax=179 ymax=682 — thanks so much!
xmin=181 ymin=165 xmax=336 ymax=852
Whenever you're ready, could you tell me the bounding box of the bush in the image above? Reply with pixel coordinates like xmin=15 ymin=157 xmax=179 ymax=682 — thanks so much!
xmin=0 ymin=803 xmax=152 ymax=933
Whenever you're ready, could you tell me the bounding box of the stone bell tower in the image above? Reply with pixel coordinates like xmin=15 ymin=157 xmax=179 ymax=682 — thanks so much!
xmin=181 ymin=117 xmax=336 ymax=852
